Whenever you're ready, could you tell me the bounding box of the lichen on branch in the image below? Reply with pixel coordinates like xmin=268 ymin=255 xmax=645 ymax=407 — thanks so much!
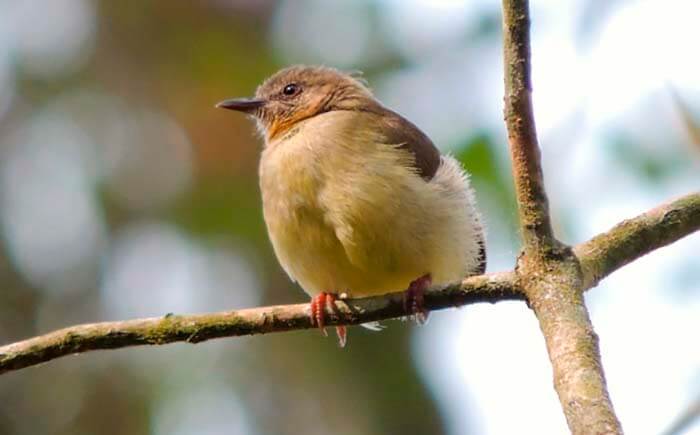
xmin=575 ymin=192 xmax=700 ymax=289
xmin=0 ymin=272 xmax=520 ymax=375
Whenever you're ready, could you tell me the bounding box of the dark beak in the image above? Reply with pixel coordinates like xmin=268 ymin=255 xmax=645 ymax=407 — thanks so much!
xmin=215 ymin=98 xmax=265 ymax=113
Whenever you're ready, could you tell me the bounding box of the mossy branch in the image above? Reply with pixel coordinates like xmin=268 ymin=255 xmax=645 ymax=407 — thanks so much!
xmin=0 ymin=272 xmax=520 ymax=375
xmin=0 ymin=187 xmax=696 ymax=395
xmin=575 ymin=192 xmax=700 ymax=289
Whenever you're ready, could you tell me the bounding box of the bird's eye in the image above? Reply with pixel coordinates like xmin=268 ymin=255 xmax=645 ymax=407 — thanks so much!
xmin=282 ymin=83 xmax=300 ymax=96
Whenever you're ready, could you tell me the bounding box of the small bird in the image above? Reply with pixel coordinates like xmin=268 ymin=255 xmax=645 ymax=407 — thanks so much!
xmin=217 ymin=65 xmax=485 ymax=346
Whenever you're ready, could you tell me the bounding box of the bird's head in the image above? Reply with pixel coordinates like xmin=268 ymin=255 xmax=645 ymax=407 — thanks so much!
xmin=217 ymin=65 xmax=378 ymax=141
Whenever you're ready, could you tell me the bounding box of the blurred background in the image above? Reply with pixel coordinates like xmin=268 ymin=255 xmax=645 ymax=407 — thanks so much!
xmin=0 ymin=0 xmax=698 ymax=434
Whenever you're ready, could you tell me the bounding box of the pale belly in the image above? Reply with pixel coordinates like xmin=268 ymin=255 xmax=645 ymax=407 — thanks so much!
xmin=264 ymin=204 xmax=431 ymax=297
xmin=261 ymin=170 xmax=474 ymax=298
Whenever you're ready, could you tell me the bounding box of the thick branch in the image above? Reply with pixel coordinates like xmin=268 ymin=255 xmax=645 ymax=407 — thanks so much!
xmin=502 ymin=0 xmax=556 ymax=252
xmin=523 ymin=252 xmax=623 ymax=435
xmin=575 ymin=192 xmax=700 ymax=289
xmin=0 ymin=272 xmax=520 ymax=375
xmin=502 ymin=1 xmax=622 ymax=433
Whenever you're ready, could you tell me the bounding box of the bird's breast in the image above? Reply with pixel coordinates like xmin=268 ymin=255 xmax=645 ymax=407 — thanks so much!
xmin=258 ymin=125 xmax=349 ymax=294
xmin=258 ymin=111 xmax=365 ymax=219
xmin=259 ymin=131 xmax=322 ymax=219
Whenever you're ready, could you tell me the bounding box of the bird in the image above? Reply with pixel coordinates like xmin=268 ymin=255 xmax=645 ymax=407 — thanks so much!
xmin=217 ymin=65 xmax=486 ymax=347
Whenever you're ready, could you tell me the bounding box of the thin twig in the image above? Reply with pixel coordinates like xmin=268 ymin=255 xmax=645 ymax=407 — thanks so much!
xmin=2 ymin=186 xmax=698 ymax=378
xmin=0 ymin=272 xmax=520 ymax=375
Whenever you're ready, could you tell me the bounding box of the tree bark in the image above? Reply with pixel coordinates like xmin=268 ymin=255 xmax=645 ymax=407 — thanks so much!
xmin=0 ymin=272 xmax=520 ymax=375
xmin=501 ymin=0 xmax=622 ymax=432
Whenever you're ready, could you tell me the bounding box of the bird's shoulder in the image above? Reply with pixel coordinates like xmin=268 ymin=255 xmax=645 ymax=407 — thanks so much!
xmin=364 ymin=108 xmax=441 ymax=180
xmin=266 ymin=107 xmax=442 ymax=182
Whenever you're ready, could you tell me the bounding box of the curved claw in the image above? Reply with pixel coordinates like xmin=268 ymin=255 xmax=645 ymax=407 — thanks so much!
xmin=403 ymin=274 xmax=432 ymax=325
xmin=310 ymin=293 xmax=348 ymax=346
xmin=310 ymin=293 xmax=329 ymax=336
xmin=335 ymin=326 xmax=347 ymax=348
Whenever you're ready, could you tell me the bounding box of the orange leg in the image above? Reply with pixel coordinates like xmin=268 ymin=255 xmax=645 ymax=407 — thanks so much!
xmin=403 ymin=273 xmax=432 ymax=324
xmin=310 ymin=292 xmax=347 ymax=347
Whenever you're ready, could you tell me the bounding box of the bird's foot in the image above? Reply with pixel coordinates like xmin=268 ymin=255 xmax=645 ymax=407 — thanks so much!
xmin=310 ymin=292 xmax=347 ymax=348
xmin=403 ymin=273 xmax=432 ymax=325
xmin=335 ymin=324 xmax=347 ymax=348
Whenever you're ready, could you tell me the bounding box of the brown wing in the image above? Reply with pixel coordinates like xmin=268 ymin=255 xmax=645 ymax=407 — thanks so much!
xmin=378 ymin=110 xmax=441 ymax=181
xmin=372 ymin=107 xmax=488 ymax=274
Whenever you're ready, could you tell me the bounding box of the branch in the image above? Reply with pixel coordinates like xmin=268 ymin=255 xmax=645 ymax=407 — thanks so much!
xmin=0 ymin=272 xmax=520 ymax=375
xmin=575 ymin=192 xmax=700 ymax=289
xmin=12 ymin=186 xmax=699 ymax=379
xmin=526 ymin=264 xmax=622 ymax=435
xmin=12 ymin=186 xmax=697 ymax=378
xmin=502 ymin=0 xmax=556 ymax=253
xmin=502 ymin=1 xmax=622 ymax=433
